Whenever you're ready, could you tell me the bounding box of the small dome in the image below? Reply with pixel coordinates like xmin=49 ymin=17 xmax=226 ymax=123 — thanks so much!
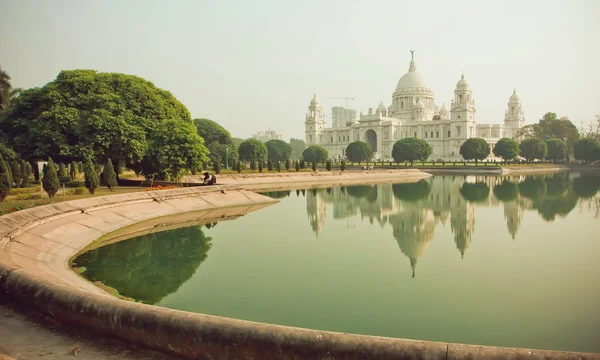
xmin=456 ymin=72 xmax=470 ymax=90
xmin=439 ymin=102 xmax=448 ymax=115
xmin=377 ymin=102 xmax=387 ymax=112
xmin=310 ymin=94 xmax=321 ymax=107
xmin=509 ymin=89 xmax=520 ymax=103
xmin=414 ymin=99 xmax=425 ymax=109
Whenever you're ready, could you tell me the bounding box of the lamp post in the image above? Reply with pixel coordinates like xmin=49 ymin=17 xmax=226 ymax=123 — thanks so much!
xmin=225 ymin=147 xmax=229 ymax=170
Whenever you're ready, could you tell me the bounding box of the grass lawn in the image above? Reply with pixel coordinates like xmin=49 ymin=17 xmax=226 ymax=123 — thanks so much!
xmin=1 ymin=185 xmax=144 ymax=216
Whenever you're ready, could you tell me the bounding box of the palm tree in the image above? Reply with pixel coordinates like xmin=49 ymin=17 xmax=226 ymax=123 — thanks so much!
xmin=0 ymin=65 xmax=13 ymax=111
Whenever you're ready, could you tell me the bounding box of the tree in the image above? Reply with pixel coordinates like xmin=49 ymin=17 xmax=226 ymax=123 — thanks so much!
xmin=20 ymin=160 xmax=30 ymax=188
xmin=516 ymin=112 xmax=579 ymax=154
xmin=236 ymin=161 xmax=242 ymax=174
xmin=0 ymin=65 xmax=13 ymax=112
xmin=58 ymin=163 xmax=66 ymax=178
xmin=213 ymin=160 xmax=221 ymax=174
xmin=290 ymin=138 xmax=306 ymax=159
xmin=493 ymin=138 xmax=519 ymax=160
xmin=276 ymin=160 xmax=282 ymax=172
xmin=295 ymin=161 xmax=300 ymax=172
xmin=70 ymin=161 xmax=77 ymax=180
xmin=340 ymin=160 xmax=346 ymax=171
xmin=0 ymin=143 xmax=16 ymax=161
xmin=267 ymin=160 xmax=273 ymax=171
xmin=258 ymin=160 xmax=264 ymax=173
xmin=312 ymin=161 xmax=317 ymax=172
xmin=519 ymin=138 xmax=547 ymax=161
xmin=10 ymin=159 xmax=23 ymax=188
xmin=460 ymin=138 xmax=490 ymax=163
xmin=285 ymin=159 xmax=291 ymax=170
xmin=0 ymin=155 xmax=10 ymax=202
xmin=302 ymin=145 xmax=328 ymax=164
xmin=265 ymin=139 xmax=292 ymax=162
xmin=573 ymin=138 xmax=599 ymax=163
xmin=238 ymin=139 xmax=268 ymax=163
xmin=325 ymin=159 xmax=332 ymax=171
xmin=143 ymin=120 xmax=209 ymax=181
xmin=84 ymin=158 xmax=99 ymax=194
xmin=42 ymin=158 xmax=60 ymax=198
xmin=391 ymin=138 xmax=431 ymax=164
xmin=0 ymin=70 xmax=192 ymax=170
xmin=345 ymin=141 xmax=373 ymax=163
xmin=103 ymin=158 xmax=117 ymax=191
xmin=545 ymin=138 xmax=567 ymax=163
xmin=193 ymin=118 xmax=238 ymax=168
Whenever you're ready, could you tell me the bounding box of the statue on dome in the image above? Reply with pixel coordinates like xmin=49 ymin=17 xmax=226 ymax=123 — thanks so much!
xmin=410 ymin=49 xmax=414 ymax=60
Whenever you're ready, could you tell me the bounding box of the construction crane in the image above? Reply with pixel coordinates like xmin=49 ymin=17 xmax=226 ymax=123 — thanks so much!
xmin=325 ymin=97 xmax=355 ymax=110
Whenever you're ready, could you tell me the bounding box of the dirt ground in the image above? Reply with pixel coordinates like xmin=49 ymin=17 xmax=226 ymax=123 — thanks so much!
xmin=0 ymin=297 xmax=179 ymax=360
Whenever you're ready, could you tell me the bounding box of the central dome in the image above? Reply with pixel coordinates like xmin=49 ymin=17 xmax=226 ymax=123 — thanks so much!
xmin=396 ymin=71 xmax=428 ymax=90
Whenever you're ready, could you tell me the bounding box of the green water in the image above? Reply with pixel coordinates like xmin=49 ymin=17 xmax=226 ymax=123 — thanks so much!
xmin=73 ymin=172 xmax=600 ymax=353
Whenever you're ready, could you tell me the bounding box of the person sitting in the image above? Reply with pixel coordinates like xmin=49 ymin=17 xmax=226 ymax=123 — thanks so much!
xmin=202 ymin=172 xmax=217 ymax=185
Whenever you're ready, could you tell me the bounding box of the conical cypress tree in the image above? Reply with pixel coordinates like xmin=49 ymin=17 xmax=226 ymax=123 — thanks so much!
xmin=103 ymin=158 xmax=118 ymax=191
xmin=20 ymin=160 xmax=30 ymax=187
xmin=58 ymin=163 xmax=66 ymax=178
xmin=258 ymin=160 xmax=264 ymax=173
xmin=42 ymin=158 xmax=60 ymax=198
xmin=312 ymin=161 xmax=317 ymax=172
xmin=276 ymin=161 xmax=281 ymax=172
xmin=5 ymin=158 xmax=13 ymax=187
xmin=285 ymin=159 xmax=291 ymax=170
xmin=213 ymin=160 xmax=221 ymax=174
xmin=267 ymin=160 xmax=273 ymax=171
xmin=236 ymin=161 xmax=242 ymax=174
xmin=0 ymin=155 xmax=11 ymax=203
xmin=295 ymin=161 xmax=300 ymax=172
xmin=70 ymin=161 xmax=77 ymax=181
xmin=10 ymin=160 xmax=23 ymax=188
xmin=84 ymin=158 xmax=99 ymax=194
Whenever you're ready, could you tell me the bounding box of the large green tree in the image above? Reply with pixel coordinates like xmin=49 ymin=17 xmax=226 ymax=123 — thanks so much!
xmin=391 ymin=138 xmax=431 ymax=164
xmin=519 ymin=138 xmax=547 ymax=161
xmin=493 ymin=138 xmax=519 ymax=160
xmin=265 ymin=139 xmax=292 ymax=162
xmin=345 ymin=141 xmax=373 ymax=163
xmin=573 ymin=138 xmax=599 ymax=163
xmin=545 ymin=138 xmax=567 ymax=163
xmin=193 ymin=118 xmax=238 ymax=167
xmin=302 ymin=145 xmax=328 ymax=164
xmin=144 ymin=120 xmax=209 ymax=181
xmin=0 ymin=65 xmax=12 ymax=112
xmin=238 ymin=139 xmax=268 ymax=162
xmin=460 ymin=138 xmax=490 ymax=163
xmin=0 ymin=70 xmax=191 ymax=172
xmin=516 ymin=112 xmax=579 ymax=154
xmin=289 ymin=138 xmax=306 ymax=159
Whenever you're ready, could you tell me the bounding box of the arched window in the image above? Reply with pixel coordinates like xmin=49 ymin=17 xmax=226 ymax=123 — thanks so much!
xmin=401 ymin=101 xmax=404 ymax=109
xmin=459 ymin=94 xmax=463 ymax=102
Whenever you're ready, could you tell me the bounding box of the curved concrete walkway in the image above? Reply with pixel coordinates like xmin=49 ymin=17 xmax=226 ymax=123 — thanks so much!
xmin=1 ymin=185 xmax=598 ymax=359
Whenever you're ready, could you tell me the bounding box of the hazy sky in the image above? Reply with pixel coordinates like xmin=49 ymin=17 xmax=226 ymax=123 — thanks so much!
xmin=1 ymin=0 xmax=599 ymax=141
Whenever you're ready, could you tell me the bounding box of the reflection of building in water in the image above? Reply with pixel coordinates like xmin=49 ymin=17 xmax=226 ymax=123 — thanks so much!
xmin=450 ymin=202 xmax=475 ymax=258
xmin=503 ymin=200 xmax=523 ymax=240
xmin=390 ymin=209 xmax=436 ymax=278
xmin=306 ymin=189 xmax=327 ymax=237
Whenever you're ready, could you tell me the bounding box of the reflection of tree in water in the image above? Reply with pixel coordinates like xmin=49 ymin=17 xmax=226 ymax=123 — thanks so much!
xmin=519 ymin=177 xmax=547 ymax=202
xmin=346 ymin=185 xmax=378 ymax=203
xmin=517 ymin=174 xmax=579 ymax=222
xmin=73 ymin=226 xmax=212 ymax=304
xmin=459 ymin=182 xmax=490 ymax=203
xmin=493 ymin=181 xmax=519 ymax=202
xmin=573 ymin=174 xmax=600 ymax=199
xmin=391 ymin=180 xmax=431 ymax=202
xmin=263 ymin=190 xmax=291 ymax=199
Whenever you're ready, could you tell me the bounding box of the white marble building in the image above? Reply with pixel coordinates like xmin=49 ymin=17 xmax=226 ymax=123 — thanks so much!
xmin=305 ymin=51 xmax=525 ymax=160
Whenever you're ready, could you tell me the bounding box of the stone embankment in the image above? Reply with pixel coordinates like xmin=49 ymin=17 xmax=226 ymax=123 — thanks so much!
xmin=183 ymin=169 xmax=431 ymax=191
xmin=1 ymin=184 xmax=599 ymax=359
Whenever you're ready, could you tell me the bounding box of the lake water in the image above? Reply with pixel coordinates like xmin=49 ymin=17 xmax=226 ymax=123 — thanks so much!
xmin=73 ymin=172 xmax=600 ymax=353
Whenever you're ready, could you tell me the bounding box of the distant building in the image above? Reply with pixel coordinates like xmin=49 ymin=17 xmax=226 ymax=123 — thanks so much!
xmin=305 ymin=51 xmax=526 ymax=160
xmin=252 ymin=129 xmax=282 ymax=142
xmin=331 ymin=106 xmax=357 ymax=128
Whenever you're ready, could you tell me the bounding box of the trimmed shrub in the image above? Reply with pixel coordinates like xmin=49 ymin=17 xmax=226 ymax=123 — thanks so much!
xmin=312 ymin=161 xmax=317 ymax=172
xmin=213 ymin=160 xmax=221 ymax=175
xmin=285 ymin=159 xmax=291 ymax=170
xmin=104 ymin=158 xmax=118 ymax=190
xmin=300 ymin=160 xmax=305 ymax=169
xmin=67 ymin=187 xmax=85 ymax=195
xmin=42 ymin=158 xmax=60 ymax=198
xmin=341 ymin=160 xmax=346 ymax=171
xmin=58 ymin=163 xmax=66 ymax=178
xmin=15 ymin=193 xmax=41 ymax=200
xmin=10 ymin=160 xmax=23 ymax=188
xmin=70 ymin=161 xmax=77 ymax=180
xmin=276 ymin=161 xmax=281 ymax=172
xmin=236 ymin=161 xmax=242 ymax=174
xmin=326 ymin=159 xmax=332 ymax=171
xmin=20 ymin=160 xmax=30 ymax=188
xmin=250 ymin=160 xmax=256 ymax=170
xmin=295 ymin=161 xmax=300 ymax=172
xmin=267 ymin=160 xmax=273 ymax=171
xmin=0 ymin=155 xmax=10 ymax=202
xmin=84 ymin=158 xmax=99 ymax=194
xmin=258 ymin=161 xmax=263 ymax=173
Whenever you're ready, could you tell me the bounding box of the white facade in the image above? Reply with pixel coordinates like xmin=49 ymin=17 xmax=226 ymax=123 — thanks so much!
xmin=253 ymin=129 xmax=283 ymax=142
xmin=305 ymin=52 xmax=526 ymax=160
